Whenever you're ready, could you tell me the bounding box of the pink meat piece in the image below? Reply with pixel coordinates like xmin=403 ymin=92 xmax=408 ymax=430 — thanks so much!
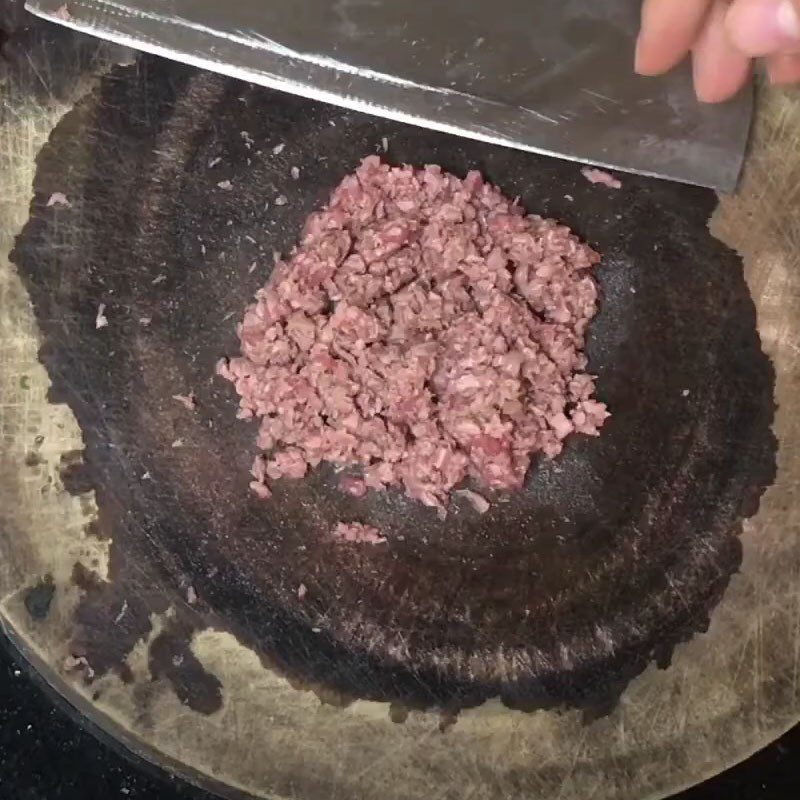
xmin=266 ymin=447 xmax=308 ymax=480
xmin=339 ymin=476 xmax=368 ymax=497
xmin=171 ymin=393 xmax=197 ymax=411
xmin=249 ymin=481 xmax=272 ymax=500
xmin=332 ymin=522 xmax=387 ymax=545
xmin=455 ymin=489 xmax=491 ymax=514
xmin=219 ymin=156 xmax=608 ymax=511
xmin=249 ymin=454 xmax=273 ymax=499
xmin=581 ymin=167 xmax=622 ymax=190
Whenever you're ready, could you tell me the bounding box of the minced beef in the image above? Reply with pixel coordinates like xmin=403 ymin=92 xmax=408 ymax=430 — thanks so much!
xmin=331 ymin=522 xmax=386 ymax=545
xmin=218 ymin=156 xmax=608 ymax=515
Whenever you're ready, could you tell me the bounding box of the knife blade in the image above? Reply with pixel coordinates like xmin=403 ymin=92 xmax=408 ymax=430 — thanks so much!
xmin=26 ymin=0 xmax=753 ymax=190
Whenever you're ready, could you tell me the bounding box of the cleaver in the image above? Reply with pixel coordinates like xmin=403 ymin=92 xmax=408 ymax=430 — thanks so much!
xmin=26 ymin=0 xmax=753 ymax=190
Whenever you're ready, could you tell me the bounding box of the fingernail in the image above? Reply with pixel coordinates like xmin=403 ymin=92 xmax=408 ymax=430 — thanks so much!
xmin=777 ymin=0 xmax=800 ymax=38
xmin=634 ymin=35 xmax=646 ymax=74
xmin=728 ymin=0 xmax=800 ymax=57
xmin=634 ymin=33 xmax=658 ymax=75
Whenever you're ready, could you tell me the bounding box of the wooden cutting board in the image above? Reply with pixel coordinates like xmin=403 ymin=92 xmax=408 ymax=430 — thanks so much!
xmin=1 ymin=19 xmax=799 ymax=800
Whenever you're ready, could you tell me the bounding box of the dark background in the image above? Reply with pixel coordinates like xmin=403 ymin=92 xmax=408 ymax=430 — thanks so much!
xmin=0 ymin=633 xmax=797 ymax=799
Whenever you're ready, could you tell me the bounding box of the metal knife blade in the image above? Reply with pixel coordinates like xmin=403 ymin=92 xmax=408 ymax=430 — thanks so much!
xmin=26 ymin=0 xmax=753 ymax=190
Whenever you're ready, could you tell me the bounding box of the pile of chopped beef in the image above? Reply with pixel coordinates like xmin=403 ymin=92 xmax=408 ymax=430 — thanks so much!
xmin=218 ymin=156 xmax=608 ymax=515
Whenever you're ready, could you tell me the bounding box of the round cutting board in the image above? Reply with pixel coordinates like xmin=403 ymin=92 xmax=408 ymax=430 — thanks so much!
xmin=1 ymin=21 xmax=799 ymax=800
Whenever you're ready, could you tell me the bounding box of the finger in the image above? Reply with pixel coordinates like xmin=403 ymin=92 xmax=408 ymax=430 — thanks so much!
xmin=636 ymin=0 xmax=715 ymax=75
xmin=692 ymin=0 xmax=754 ymax=101
xmin=766 ymin=50 xmax=800 ymax=81
xmin=726 ymin=0 xmax=800 ymax=57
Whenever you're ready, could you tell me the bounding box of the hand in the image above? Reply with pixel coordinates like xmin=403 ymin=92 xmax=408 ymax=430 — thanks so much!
xmin=636 ymin=0 xmax=800 ymax=102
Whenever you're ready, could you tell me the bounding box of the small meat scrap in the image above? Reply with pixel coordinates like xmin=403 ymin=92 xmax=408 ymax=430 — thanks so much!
xmin=249 ymin=455 xmax=272 ymax=499
xmin=64 ymin=654 xmax=94 ymax=678
xmin=219 ymin=156 xmax=609 ymax=514
xmin=47 ymin=192 xmax=71 ymax=207
xmin=581 ymin=167 xmax=622 ymax=189
xmin=297 ymin=583 xmax=307 ymax=600
xmin=274 ymin=194 xmax=288 ymax=206
xmin=339 ymin=476 xmax=368 ymax=498
xmin=455 ymin=489 xmax=490 ymax=514
xmin=250 ymin=480 xmax=272 ymax=500
xmin=53 ymin=4 xmax=72 ymax=21
xmin=272 ymin=143 xmax=286 ymax=156
xmin=264 ymin=448 xmax=307 ymax=480
xmin=217 ymin=179 xmax=233 ymax=191
xmin=332 ymin=522 xmax=387 ymax=545
xmin=95 ymin=303 xmax=108 ymax=329
xmin=172 ymin=392 xmax=197 ymax=411
xmin=290 ymin=166 xmax=300 ymax=180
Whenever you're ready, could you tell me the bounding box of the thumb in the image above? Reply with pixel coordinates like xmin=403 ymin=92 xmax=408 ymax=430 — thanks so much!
xmin=726 ymin=0 xmax=800 ymax=56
